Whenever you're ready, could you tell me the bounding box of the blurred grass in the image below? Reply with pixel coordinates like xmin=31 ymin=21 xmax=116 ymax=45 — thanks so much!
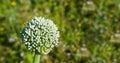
xmin=0 ymin=0 xmax=120 ymax=63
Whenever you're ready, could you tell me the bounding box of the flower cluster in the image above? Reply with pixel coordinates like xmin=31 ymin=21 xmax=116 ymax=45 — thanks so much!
xmin=21 ymin=17 xmax=60 ymax=54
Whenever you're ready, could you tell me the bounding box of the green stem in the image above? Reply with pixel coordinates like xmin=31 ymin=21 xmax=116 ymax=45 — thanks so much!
xmin=33 ymin=52 xmax=41 ymax=63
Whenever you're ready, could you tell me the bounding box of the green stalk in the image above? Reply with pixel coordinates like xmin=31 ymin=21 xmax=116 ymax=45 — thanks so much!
xmin=33 ymin=52 xmax=41 ymax=63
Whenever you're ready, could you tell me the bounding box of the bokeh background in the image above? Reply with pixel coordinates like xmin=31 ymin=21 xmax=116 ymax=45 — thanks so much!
xmin=0 ymin=0 xmax=120 ymax=63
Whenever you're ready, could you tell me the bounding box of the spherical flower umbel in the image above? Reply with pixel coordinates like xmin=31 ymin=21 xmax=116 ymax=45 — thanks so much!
xmin=21 ymin=17 xmax=60 ymax=54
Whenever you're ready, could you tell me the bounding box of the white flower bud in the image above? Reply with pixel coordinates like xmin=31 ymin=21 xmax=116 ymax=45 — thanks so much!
xmin=21 ymin=17 xmax=60 ymax=54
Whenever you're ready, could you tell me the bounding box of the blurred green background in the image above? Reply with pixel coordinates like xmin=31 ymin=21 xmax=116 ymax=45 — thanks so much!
xmin=0 ymin=0 xmax=120 ymax=63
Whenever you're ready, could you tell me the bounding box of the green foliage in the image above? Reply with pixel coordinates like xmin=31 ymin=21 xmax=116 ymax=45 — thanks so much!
xmin=0 ymin=0 xmax=120 ymax=63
